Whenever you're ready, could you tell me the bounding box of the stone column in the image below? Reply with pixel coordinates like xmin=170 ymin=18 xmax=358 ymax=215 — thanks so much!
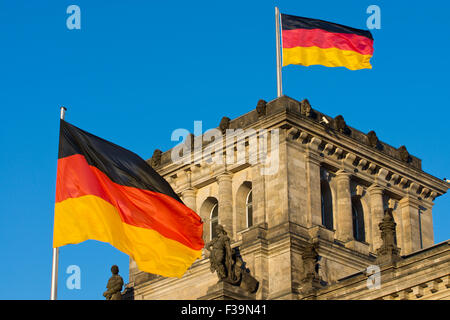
xmin=305 ymin=138 xmax=322 ymax=227
xmin=335 ymin=170 xmax=353 ymax=242
xmin=398 ymin=197 xmax=421 ymax=255
xmin=367 ymin=185 xmax=384 ymax=252
xmin=217 ymin=172 xmax=233 ymax=235
xmin=181 ymin=188 xmax=197 ymax=212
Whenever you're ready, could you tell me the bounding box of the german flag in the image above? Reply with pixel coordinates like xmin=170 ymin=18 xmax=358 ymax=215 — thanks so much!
xmin=54 ymin=120 xmax=204 ymax=278
xmin=281 ymin=13 xmax=374 ymax=70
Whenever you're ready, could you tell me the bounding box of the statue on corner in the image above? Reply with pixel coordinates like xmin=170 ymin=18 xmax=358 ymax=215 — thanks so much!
xmin=103 ymin=265 xmax=124 ymax=300
xmin=206 ymin=224 xmax=259 ymax=294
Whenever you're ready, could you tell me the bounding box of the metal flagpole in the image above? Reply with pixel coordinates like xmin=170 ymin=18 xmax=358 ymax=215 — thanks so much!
xmin=51 ymin=106 xmax=66 ymax=300
xmin=275 ymin=7 xmax=283 ymax=97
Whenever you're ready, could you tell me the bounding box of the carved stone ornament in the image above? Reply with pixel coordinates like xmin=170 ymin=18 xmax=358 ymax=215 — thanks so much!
xmin=376 ymin=208 xmax=401 ymax=265
xmin=333 ymin=115 xmax=350 ymax=135
xmin=103 ymin=265 xmax=124 ymax=300
xmin=367 ymin=131 xmax=379 ymax=148
xmin=219 ymin=117 xmax=231 ymax=135
xmin=298 ymin=242 xmax=324 ymax=297
xmin=302 ymin=242 xmax=320 ymax=282
xmin=150 ymin=149 xmax=162 ymax=167
xmin=256 ymin=99 xmax=267 ymax=117
xmin=398 ymin=145 xmax=410 ymax=163
xmin=205 ymin=224 xmax=259 ymax=293
xmin=300 ymin=99 xmax=312 ymax=117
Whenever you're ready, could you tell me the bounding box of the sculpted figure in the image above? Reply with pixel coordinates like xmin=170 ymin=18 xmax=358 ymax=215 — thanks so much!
xmin=333 ymin=115 xmax=347 ymax=133
xmin=206 ymin=224 xmax=238 ymax=284
xmin=367 ymin=131 xmax=379 ymax=148
xmin=256 ymin=99 xmax=267 ymax=117
xmin=219 ymin=117 xmax=231 ymax=135
xmin=300 ymin=99 xmax=312 ymax=117
xmin=103 ymin=265 xmax=124 ymax=300
xmin=398 ymin=145 xmax=410 ymax=163
xmin=206 ymin=224 xmax=259 ymax=293
xmin=150 ymin=149 xmax=162 ymax=167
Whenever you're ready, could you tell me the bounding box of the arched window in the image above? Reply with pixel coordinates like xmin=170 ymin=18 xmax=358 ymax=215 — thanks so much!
xmin=210 ymin=203 xmax=219 ymax=240
xmin=352 ymin=197 xmax=365 ymax=242
xmin=320 ymin=181 xmax=333 ymax=230
xmin=236 ymin=181 xmax=252 ymax=231
xmin=246 ymin=190 xmax=253 ymax=228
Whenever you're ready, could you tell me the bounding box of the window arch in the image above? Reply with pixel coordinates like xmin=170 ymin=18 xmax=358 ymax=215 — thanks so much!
xmin=320 ymin=180 xmax=333 ymax=230
xmin=210 ymin=203 xmax=219 ymax=240
xmin=200 ymin=197 xmax=219 ymax=241
xmin=352 ymin=197 xmax=365 ymax=242
xmin=236 ymin=181 xmax=252 ymax=231
xmin=246 ymin=190 xmax=253 ymax=228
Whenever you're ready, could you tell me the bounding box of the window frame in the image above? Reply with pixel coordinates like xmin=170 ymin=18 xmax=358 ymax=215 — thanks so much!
xmin=246 ymin=190 xmax=253 ymax=228
xmin=210 ymin=203 xmax=219 ymax=240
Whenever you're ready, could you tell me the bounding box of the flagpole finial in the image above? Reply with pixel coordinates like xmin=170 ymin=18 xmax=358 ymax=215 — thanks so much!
xmin=60 ymin=106 xmax=67 ymax=120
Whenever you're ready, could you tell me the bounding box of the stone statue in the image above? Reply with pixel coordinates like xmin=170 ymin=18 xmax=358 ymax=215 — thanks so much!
xmin=150 ymin=149 xmax=162 ymax=167
xmin=206 ymin=224 xmax=259 ymax=293
xmin=367 ymin=131 xmax=379 ymax=148
xmin=333 ymin=115 xmax=346 ymax=133
xmin=256 ymin=99 xmax=267 ymax=117
xmin=219 ymin=117 xmax=231 ymax=135
xmin=206 ymin=224 xmax=237 ymax=283
xmin=300 ymin=99 xmax=312 ymax=117
xmin=103 ymin=265 xmax=124 ymax=300
xmin=398 ymin=145 xmax=410 ymax=163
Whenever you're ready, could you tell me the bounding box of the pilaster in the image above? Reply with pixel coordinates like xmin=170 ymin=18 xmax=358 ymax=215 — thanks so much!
xmin=367 ymin=185 xmax=384 ymax=252
xmin=217 ymin=172 xmax=233 ymax=235
xmin=399 ymin=197 xmax=421 ymax=255
xmin=335 ymin=170 xmax=353 ymax=242
xmin=305 ymin=137 xmax=322 ymax=227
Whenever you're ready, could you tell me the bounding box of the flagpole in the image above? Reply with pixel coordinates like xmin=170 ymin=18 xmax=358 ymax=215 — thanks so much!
xmin=51 ymin=106 xmax=66 ymax=300
xmin=275 ymin=6 xmax=283 ymax=97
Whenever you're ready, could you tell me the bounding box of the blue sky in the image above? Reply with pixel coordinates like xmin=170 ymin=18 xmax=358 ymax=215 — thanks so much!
xmin=0 ymin=1 xmax=449 ymax=300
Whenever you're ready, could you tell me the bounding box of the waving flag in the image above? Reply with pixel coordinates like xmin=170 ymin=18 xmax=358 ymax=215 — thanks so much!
xmin=281 ymin=13 xmax=374 ymax=70
xmin=53 ymin=120 xmax=204 ymax=278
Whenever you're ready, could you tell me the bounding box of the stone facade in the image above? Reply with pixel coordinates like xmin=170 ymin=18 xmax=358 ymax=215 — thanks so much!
xmin=127 ymin=96 xmax=449 ymax=300
xmin=315 ymin=241 xmax=450 ymax=300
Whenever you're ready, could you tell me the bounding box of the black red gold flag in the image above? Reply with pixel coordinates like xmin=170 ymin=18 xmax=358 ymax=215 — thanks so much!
xmin=54 ymin=120 xmax=204 ymax=278
xmin=281 ymin=13 xmax=374 ymax=70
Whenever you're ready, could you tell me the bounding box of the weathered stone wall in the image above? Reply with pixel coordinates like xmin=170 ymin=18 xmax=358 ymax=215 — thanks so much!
xmin=315 ymin=241 xmax=450 ymax=300
xmin=129 ymin=96 xmax=448 ymax=300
